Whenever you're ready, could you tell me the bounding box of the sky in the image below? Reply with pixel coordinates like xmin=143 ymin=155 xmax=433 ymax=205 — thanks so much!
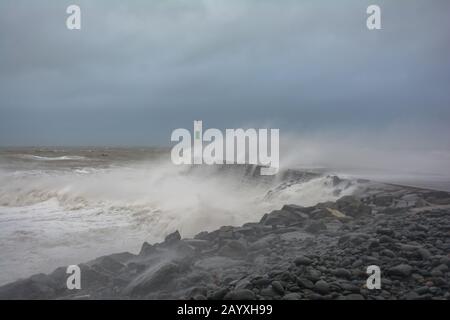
xmin=0 ymin=0 xmax=449 ymax=151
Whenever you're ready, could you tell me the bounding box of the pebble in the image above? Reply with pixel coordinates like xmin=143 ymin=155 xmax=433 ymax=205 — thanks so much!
xmin=388 ymin=264 xmax=413 ymax=277
xmin=314 ymin=280 xmax=330 ymax=294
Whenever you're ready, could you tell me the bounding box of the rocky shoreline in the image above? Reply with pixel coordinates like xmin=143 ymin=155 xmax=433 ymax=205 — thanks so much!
xmin=0 ymin=178 xmax=449 ymax=300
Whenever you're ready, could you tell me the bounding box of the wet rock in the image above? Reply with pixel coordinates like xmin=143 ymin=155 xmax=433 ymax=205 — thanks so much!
xmin=252 ymin=277 xmax=272 ymax=287
xmin=336 ymin=195 xmax=372 ymax=217
xmin=282 ymin=292 xmax=301 ymax=300
xmin=307 ymin=292 xmax=326 ymax=300
xmin=294 ymin=256 xmax=313 ymax=266
xmin=0 ymin=274 xmax=56 ymax=300
xmin=338 ymin=233 xmax=369 ymax=246
xmin=424 ymin=191 xmax=450 ymax=205
xmin=139 ymin=242 xmax=156 ymax=256
xmin=381 ymin=249 xmax=396 ymax=258
xmin=271 ymin=281 xmax=285 ymax=295
xmin=282 ymin=204 xmax=308 ymax=216
xmin=417 ymin=248 xmax=432 ymax=260
xmin=194 ymin=256 xmax=241 ymax=270
xmin=280 ymin=231 xmax=312 ymax=241
xmin=77 ymin=264 xmax=111 ymax=289
xmin=164 ymin=231 xmax=181 ymax=244
xmin=314 ymin=280 xmax=330 ymax=294
xmin=376 ymin=228 xmax=395 ymax=237
xmin=388 ymin=264 xmax=413 ymax=277
xmin=249 ymin=234 xmax=278 ymax=250
xmin=189 ymin=286 xmax=208 ymax=298
xmin=183 ymin=239 xmax=211 ymax=250
xmin=259 ymin=287 xmax=277 ymax=298
xmin=415 ymin=286 xmax=429 ymax=295
xmin=260 ymin=209 xmax=304 ymax=226
xmin=332 ymin=268 xmax=352 ymax=279
xmin=339 ymin=282 xmax=361 ymax=293
xmin=234 ymin=278 xmax=251 ymax=290
xmin=403 ymin=292 xmax=421 ymax=300
xmin=297 ymin=278 xmax=314 ymax=289
xmin=208 ymin=288 xmax=229 ymax=300
xmin=305 ymin=221 xmax=327 ymax=234
xmin=90 ymin=256 xmax=125 ymax=274
xmin=225 ymin=289 xmax=255 ymax=300
xmin=127 ymin=262 xmax=146 ymax=274
xmin=218 ymin=240 xmax=247 ymax=258
xmin=374 ymin=195 xmax=393 ymax=207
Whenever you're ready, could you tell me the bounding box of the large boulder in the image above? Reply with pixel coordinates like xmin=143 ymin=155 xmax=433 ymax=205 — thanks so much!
xmin=260 ymin=208 xmax=306 ymax=226
xmin=164 ymin=230 xmax=181 ymax=244
xmin=335 ymin=196 xmax=372 ymax=217
xmin=0 ymin=274 xmax=57 ymax=300
xmin=388 ymin=264 xmax=413 ymax=277
xmin=218 ymin=240 xmax=247 ymax=258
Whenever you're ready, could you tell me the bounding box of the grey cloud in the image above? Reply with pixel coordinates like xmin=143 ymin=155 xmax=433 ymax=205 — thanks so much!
xmin=0 ymin=0 xmax=449 ymax=148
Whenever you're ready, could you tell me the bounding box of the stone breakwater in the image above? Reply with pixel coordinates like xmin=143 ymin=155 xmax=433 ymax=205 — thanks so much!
xmin=0 ymin=179 xmax=449 ymax=300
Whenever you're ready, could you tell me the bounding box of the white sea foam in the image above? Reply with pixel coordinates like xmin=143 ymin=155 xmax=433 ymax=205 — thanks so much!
xmin=16 ymin=155 xmax=87 ymax=161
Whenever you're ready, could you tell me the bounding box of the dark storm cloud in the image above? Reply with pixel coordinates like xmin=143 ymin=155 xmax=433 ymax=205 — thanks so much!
xmin=0 ymin=0 xmax=450 ymax=146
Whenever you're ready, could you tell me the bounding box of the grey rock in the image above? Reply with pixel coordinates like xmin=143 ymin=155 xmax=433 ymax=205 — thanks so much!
xmin=381 ymin=249 xmax=396 ymax=258
xmin=260 ymin=287 xmax=277 ymax=297
xmin=249 ymin=234 xmax=278 ymax=250
xmin=336 ymin=195 xmax=372 ymax=217
xmin=208 ymin=288 xmax=229 ymax=300
xmin=374 ymin=195 xmax=393 ymax=207
xmin=260 ymin=209 xmax=304 ymax=226
xmin=388 ymin=264 xmax=413 ymax=277
xmin=226 ymin=289 xmax=255 ymax=300
xmin=294 ymin=256 xmax=313 ymax=266
xmin=314 ymin=280 xmax=330 ymax=294
xmin=339 ymin=282 xmax=361 ymax=293
xmin=183 ymin=239 xmax=211 ymax=250
xmin=332 ymin=268 xmax=352 ymax=279
xmin=164 ymin=230 xmax=181 ymax=244
xmin=90 ymin=256 xmax=125 ymax=274
xmin=282 ymin=292 xmax=301 ymax=300
xmin=403 ymin=292 xmax=421 ymax=300
xmin=271 ymin=281 xmax=285 ymax=295
xmin=218 ymin=240 xmax=247 ymax=258
xmin=252 ymin=277 xmax=272 ymax=287
xmin=297 ymin=278 xmax=314 ymax=289
xmin=139 ymin=242 xmax=156 ymax=256
xmin=415 ymin=286 xmax=429 ymax=295
xmin=305 ymin=221 xmax=327 ymax=234
xmin=376 ymin=228 xmax=395 ymax=237
xmin=0 ymin=274 xmax=56 ymax=300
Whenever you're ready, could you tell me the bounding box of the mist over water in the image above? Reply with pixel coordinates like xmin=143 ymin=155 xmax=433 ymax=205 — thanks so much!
xmin=280 ymin=123 xmax=450 ymax=192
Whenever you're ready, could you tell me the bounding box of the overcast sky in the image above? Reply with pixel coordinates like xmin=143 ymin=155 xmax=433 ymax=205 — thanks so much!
xmin=0 ymin=0 xmax=449 ymax=147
